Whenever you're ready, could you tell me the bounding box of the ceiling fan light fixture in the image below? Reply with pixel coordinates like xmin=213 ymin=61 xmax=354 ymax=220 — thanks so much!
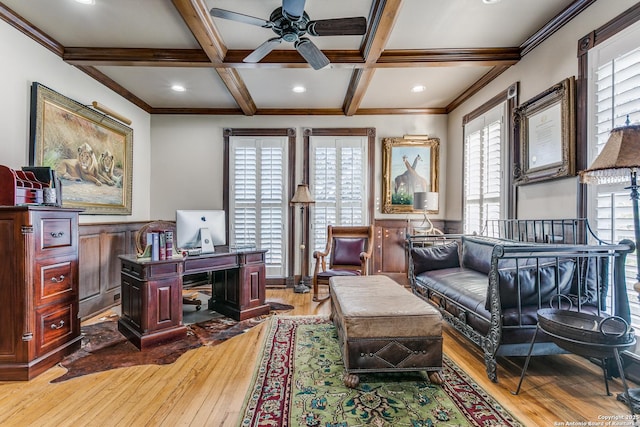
xmin=292 ymin=86 xmax=306 ymax=93
xmin=411 ymin=85 xmax=426 ymax=93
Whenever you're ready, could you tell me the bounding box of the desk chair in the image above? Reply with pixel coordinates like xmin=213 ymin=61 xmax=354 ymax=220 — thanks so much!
xmin=135 ymin=220 xmax=203 ymax=310
xmin=312 ymin=224 xmax=375 ymax=302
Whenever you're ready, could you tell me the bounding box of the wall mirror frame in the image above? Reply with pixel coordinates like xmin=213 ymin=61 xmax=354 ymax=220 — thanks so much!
xmin=513 ymin=77 xmax=576 ymax=185
xmin=381 ymin=136 xmax=439 ymax=214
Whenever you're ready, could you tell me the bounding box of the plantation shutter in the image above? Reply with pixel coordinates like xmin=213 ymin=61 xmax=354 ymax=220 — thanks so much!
xmin=230 ymin=137 xmax=288 ymax=277
xmin=310 ymin=136 xmax=367 ymax=254
xmin=587 ymin=21 xmax=640 ymax=327
xmin=463 ymin=103 xmax=505 ymax=234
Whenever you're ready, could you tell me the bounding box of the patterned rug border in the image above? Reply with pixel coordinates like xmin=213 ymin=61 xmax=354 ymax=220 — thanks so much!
xmin=238 ymin=315 xmax=523 ymax=427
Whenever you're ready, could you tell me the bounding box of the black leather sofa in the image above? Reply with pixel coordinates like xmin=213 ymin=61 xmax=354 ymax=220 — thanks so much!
xmin=408 ymin=233 xmax=634 ymax=382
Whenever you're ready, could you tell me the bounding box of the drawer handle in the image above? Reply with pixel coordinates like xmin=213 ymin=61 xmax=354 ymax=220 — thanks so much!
xmin=50 ymin=275 xmax=66 ymax=283
xmin=50 ymin=231 xmax=65 ymax=238
xmin=50 ymin=320 xmax=65 ymax=330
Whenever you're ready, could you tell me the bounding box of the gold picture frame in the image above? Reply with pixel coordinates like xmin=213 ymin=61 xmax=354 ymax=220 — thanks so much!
xmin=513 ymin=77 xmax=575 ymax=185
xmin=382 ymin=136 xmax=439 ymax=214
xmin=29 ymin=83 xmax=133 ymax=215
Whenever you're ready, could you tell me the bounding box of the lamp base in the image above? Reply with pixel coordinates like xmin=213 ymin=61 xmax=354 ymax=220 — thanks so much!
xmin=294 ymin=283 xmax=310 ymax=293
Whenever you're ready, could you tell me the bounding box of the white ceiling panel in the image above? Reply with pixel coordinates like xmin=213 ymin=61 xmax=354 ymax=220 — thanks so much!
xmin=2 ymin=0 xmax=199 ymax=48
xmin=238 ymin=68 xmax=354 ymax=109
xmin=95 ymin=66 xmax=239 ymax=108
xmin=361 ymin=67 xmax=493 ymax=109
xmin=386 ymin=0 xmax=577 ymax=49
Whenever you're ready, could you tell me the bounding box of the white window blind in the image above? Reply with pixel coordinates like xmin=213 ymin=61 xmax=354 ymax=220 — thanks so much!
xmin=310 ymin=137 xmax=367 ymax=254
xmin=463 ymin=103 xmax=505 ymax=234
xmin=230 ymin=137 xmax=288 ymax=277
xmin=587 ymin=21 xmax=640 ymax=328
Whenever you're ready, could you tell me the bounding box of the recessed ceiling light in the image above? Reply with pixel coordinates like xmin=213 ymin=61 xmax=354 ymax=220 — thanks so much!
xmin=292 ymin=86 xmax=306 ymax=93
xmin=482 ymin=0 xmax=501 ymax=4
xmin=75 ymin=0 xmax=95 ymax=5
xmin=411 ymin=85 xmax=426 ymax=93
xmin=171 ymin=84 xmax=186 ymax=92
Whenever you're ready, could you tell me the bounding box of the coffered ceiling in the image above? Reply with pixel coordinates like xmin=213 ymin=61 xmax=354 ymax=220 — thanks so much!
xmin=0 ymin=0 xmax=595 ymax=116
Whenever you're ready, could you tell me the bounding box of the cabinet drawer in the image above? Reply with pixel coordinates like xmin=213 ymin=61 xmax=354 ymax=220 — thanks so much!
xmin=36 ymin=260 xmax=76 ymax=306
xmin=41 ymin=218 xmax=73 ymax=250
xmin=35 ymin=303 xmax=78 ymax=357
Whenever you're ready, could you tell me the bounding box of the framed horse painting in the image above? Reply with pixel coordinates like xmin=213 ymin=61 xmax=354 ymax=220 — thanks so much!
xmin=382 ymin=136 xmax=440 ymax=214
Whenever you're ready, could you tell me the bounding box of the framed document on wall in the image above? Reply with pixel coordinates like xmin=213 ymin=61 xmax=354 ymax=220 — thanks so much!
xmin=513 ymin=77 xmax=575 ymax=185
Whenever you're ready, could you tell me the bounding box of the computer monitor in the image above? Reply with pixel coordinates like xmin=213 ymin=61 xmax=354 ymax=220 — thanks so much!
xmin=175 ymin=210 xmax=226 ymax=254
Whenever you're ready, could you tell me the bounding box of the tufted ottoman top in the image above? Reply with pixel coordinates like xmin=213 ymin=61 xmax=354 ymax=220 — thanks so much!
xmin=330 ymin=275 xmax=442 ymax=338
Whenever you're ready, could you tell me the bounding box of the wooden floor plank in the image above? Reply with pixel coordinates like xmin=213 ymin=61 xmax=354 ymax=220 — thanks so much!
xmin=0 ymin=288 xmax=633 ymax=426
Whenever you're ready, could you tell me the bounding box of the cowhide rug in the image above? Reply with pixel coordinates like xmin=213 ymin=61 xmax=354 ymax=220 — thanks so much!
xmin=51 ymin=301 xmax=293 ymax=383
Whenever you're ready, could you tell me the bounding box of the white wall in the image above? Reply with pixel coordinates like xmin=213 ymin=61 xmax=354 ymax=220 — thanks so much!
xmin=0 ymin=19 xmax=152 ymax=223
xmin=446 ymin=0 xmax=639 ymax=220
xmin=150 ymin=114 xmax=448 ymax=221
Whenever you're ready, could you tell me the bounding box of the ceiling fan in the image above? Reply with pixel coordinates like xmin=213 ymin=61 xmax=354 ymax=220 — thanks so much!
xmin=210 ymin=0 xmax=367 ymax=70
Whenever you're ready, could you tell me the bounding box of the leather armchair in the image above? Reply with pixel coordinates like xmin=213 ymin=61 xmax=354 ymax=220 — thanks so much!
xmin=312 ymin=225 xmax=374 ymax=302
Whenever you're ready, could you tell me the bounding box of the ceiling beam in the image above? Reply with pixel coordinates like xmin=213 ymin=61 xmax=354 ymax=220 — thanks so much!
xmin=63 ymin=47 xmax=520 ymax=69
xmin=445 ymin=65 xmax=512 ymax=113
xmin=171 ymin=0 xmax=256 ymax=116
xmin=343 ymin=0 xmax=404 ymax=116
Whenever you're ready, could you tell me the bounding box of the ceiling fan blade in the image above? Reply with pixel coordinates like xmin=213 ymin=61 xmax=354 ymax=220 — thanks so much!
xmin=307 ymin=17 xmax=367 ymax=36
xmin=282 ymin=0 xmax=306 ymax=20
xmin=295 ymin=38 xmax=330 ymax=70
xmin=244 ymin=38 xmax=283 ymax=63
xmin=210 ymin=8 xmax=271 ymax=28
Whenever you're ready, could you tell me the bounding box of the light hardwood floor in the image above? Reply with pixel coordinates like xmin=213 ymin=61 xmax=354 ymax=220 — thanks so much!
xmin=0 ymin=288 xmax=635 ymax=426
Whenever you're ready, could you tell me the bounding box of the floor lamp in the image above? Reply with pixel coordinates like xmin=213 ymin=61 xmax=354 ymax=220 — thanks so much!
xmin=579 ymin=124 xmax=640 ymax=409
xmin=290 ymin=183 xmax=315 ymax=293
xmin=412 ymin=191 xmax=444 ymax=235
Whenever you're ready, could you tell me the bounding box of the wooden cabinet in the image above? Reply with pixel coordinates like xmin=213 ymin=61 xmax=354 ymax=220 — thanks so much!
xmin=0 ymin=207 xmax=82 ymax=380
xmin=373 ymin=220 xmax=409 ymax=285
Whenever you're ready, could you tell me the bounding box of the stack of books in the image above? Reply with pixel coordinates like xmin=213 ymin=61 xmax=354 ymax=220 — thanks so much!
xmin=144 ymin=230 xmax=175 ymax=261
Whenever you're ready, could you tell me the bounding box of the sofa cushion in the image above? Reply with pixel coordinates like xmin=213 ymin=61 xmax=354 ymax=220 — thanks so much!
xmin=488 ymin=259 xmax=576 ymax=310
xmin=416 ymin=267 xmax=489 ymax=317
xmin=411 ymin=242 xmax=460 ymax=275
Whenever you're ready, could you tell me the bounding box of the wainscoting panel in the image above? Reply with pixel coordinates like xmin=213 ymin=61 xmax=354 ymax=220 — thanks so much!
xmin=78 ymin=222 xmax=145 ymax=320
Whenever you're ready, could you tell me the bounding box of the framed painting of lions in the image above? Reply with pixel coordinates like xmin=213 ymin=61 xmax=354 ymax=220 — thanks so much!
xmin=29 ymin=82 xmax=133 ymax=215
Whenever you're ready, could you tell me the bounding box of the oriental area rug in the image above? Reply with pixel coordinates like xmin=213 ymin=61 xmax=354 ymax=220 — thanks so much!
xmin=238 ymin=316 xmax=523 ymax=427
xmin=51 ymin=301 xmax=293 ymax=383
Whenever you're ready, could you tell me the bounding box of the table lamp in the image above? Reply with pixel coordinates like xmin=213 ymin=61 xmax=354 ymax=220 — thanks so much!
xmin=412 ymin=191 xmax=443 ymax=235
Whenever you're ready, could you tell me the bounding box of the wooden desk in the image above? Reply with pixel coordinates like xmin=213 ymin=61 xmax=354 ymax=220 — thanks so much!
xmin=118 ymin=248 xmax=269 ymax=350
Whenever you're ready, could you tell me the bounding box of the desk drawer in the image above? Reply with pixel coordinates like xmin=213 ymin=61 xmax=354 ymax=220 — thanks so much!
xmin=35 ymin=302 xmax=78 ymax=357
xmin=35 ymin=259 xmax=76 ymax=306
xmin=184 ymin=254 xmax=237 ymax=272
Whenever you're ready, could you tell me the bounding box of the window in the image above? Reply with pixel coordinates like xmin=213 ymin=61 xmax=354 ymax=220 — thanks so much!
xmin=226 ymin=129 xmax=294 ymax=278
xmin=309 ymin=135 xmax=368 ymax=252
xmin=463 ymin=102 xmax=508 ymax=234
xmin=585 ymin=21 xmax=640 ymax=327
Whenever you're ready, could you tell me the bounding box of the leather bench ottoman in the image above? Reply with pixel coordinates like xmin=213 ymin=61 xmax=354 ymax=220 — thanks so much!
xmin=330 ymin=275 xmax=443 ymax=388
